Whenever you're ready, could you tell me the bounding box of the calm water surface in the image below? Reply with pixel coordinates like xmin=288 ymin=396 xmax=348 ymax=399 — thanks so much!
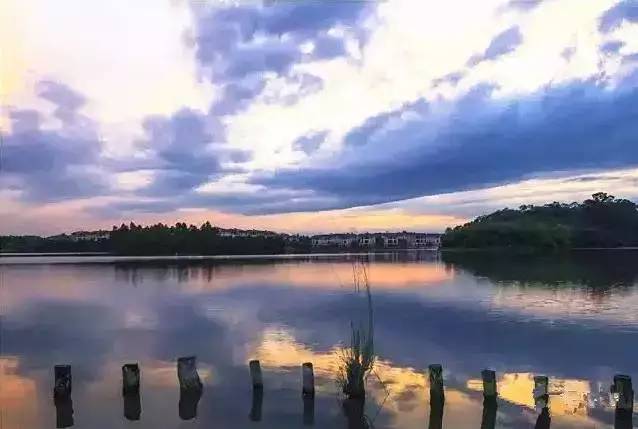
xmin=1 ymin=251 xmax=637 ymax=428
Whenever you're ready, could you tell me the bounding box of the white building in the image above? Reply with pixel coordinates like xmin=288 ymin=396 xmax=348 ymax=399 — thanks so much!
xmin=69 ymin=231 xmax=110 ymax=241
xmin=311 ymin=235 xmax=356 ymax=247
xmin=358 ymin=236 xmax=375 ymax=247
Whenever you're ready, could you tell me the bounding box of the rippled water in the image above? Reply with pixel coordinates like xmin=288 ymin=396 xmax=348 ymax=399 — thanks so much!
xmin=1 ymin=251 xmax=637 ymax=428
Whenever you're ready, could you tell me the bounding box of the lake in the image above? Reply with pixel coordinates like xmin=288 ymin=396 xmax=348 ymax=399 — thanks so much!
xmin=1 ymin=251 xmax=637 ymax=428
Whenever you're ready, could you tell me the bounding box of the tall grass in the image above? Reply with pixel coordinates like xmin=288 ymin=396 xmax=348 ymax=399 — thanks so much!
xmin=338 ymin=262 xmax=375 ymax=399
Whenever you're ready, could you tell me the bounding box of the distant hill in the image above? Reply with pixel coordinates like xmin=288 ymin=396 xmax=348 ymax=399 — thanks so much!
xmin=442 ymin=193 xmax=638 ymax=250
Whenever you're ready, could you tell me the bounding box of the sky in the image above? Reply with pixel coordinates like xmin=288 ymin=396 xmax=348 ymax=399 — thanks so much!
xmin=1 ymin=0 xmax=638 ymax=235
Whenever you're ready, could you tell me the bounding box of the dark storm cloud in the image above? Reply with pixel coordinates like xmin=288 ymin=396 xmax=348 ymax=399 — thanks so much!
xmin=192 ymin=1 xmax=374 ymax=115
xmin=250 ymin=79 xmax=638 ymax=213
xmin=431 ymin=70 xmax=465 ymax=88
xmin=293 ymin=130 xmax=328 ymax=154
xmin=599 ymin=0 xmax=638 ymax=32
xmin=1 ymin=84 xmax=109 ymax=202
xmin=467 ymin=26 xmax=523 ymax=66
xmin=133 ymin=108 xmax=250 ymax=196
xmin=36 ymin=80 xmax=86 ymax=125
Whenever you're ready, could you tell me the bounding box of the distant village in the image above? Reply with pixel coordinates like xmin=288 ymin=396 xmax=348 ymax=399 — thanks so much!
xmin=309 ymin=232 xmax=441 ymax=249
xmin=50 ymin=229 xmax=442 ymax=249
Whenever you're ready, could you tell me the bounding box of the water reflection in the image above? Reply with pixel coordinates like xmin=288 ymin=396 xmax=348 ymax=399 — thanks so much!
xmin=123 ymin=392 xmax=141 ymax=421
xmin=250 ymin=388 xmax=263 ymax=422
xmin=178 ymin=388 xmax=202 ymax=420
xmin=480 ymin=398 xmax=497 ymax=429
xmin=54 ymin=394 xmax=74 ymax=428
xmin=2 ymin=252 xmax=638 ymax=428
xmin=302 ymin=395 xmax=314 ymax=426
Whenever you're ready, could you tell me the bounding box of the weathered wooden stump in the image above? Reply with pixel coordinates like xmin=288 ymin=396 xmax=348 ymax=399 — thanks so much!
xmin=53 ymin=365 xmax=72 ymax=398
xmin=54 ymin=394 xmax=74 ymax=428
xmin=533 ymin=375 xmax=549 ymax=409
xmin=177 ymin=356 xmax=202 ymax=392
xmin=428 ymin=364 xmax=444 ymax=403
xmin=303 ymin=395 xmax=315 ymax=426
xmin=249 ymin=387 xmax=263 ymax=422
xmin=122 ymin=363 xmax=140 ymax=395
xmin=249 ymin=360 xmax=263 ymax=390
xmin=302 ymin=362 xmax=315 ymax=397
xmin=611 ymin=374 xmax=633 ymax=411
xmin=481 ymin=369 xmax=497 ymax=399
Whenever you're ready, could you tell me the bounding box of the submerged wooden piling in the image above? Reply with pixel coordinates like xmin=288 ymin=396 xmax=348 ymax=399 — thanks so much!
xmin=249 ymin=360 xmax=263 ymax=390
xmin=533 ymin=375 xmax=549 ymax=409
xmin=612 ymin=374 xmax=634 ymax=411
xmin=481 ymin=369 xmax=497 ymax=399
xmin=302 ymin=362 xmax=315 ymax=397
xmin=177 ymin=356 xmax=202 ymax=392
xmin=53 ymin=365 xmax=72 ymax=398
xmin=122 ymin=363 xmax=140 ymax=395
xmin=428 ymin=364 xmax=444 ymax=402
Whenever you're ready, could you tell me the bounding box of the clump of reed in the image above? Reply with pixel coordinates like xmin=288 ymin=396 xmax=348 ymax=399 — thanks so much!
xmin=337 ymin=262 xmax=375 ymax=400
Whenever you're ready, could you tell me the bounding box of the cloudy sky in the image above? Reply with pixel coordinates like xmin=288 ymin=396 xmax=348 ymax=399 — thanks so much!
xmin=1 ymin=0 xmax=637 ymax=235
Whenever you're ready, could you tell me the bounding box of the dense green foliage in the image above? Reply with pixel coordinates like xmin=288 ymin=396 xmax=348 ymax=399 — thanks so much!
xmin=0 ymin=235 xmax=107 ymax=253
xmin=442 ymin=193 xmax=638 ymax=249
xmin=1 ymin=222 xmax=311 ymax=255
xmin=108 ymin=222 xmax=300 ymax=255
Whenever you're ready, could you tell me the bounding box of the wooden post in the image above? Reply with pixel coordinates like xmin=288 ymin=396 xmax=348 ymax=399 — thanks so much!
xmin=177 ymin=356 xmax=202 ymax=392
xmin=612 ymin=374 xmax=634 ymax=411
xmin=533 ymin=375 xmax=549 ymax=409
xmin=481 ymin=369 xmax=497 ymax=399
xmin=302 ymin=362 xmax=315 ymax=397
xmin=428 ymin=364 xmax=444 ymax=402
xmin=122 ymin=363 xmax=140 ymax=395
xmin=249 ymin=360 xmax=263 ymax=390
xmin=53 ymin=365 xmax=72 ymax=398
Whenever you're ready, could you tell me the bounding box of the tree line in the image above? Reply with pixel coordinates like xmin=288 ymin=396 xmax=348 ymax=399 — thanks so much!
xmin=1 ymin=222 xmax=312 ymax=255
xmin=442 ymin=192 xmax=638 ymax=250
